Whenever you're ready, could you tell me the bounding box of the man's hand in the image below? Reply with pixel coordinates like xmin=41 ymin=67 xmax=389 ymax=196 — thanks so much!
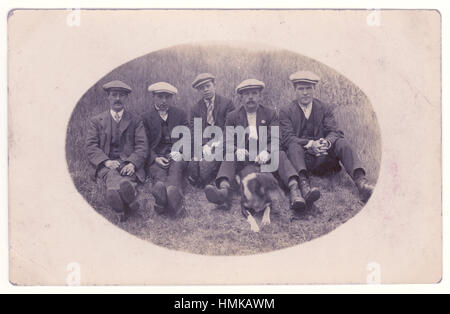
xmin=120 ymin=163 xmax=135 ymax=176
xmin=155 ymin=157 xmax=170 ymax=169
xmin=236 ymin=148 xmax=249 ymax=161
xmin=306 ymin=140 xmax=329 ymax=156
xmin=105 ymin=160 xmax=121 ymax=170
xmin=255 ymin=150 xmax=271 ymax=165
xmin=169 ymin=151 xmax=183 ymax=162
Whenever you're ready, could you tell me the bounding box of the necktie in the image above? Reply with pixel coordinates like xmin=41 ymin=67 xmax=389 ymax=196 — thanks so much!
xmin=206 ymin=99 xmax=214 ymax=126
xmin=114 ymin=112 xmax=121 ymax=123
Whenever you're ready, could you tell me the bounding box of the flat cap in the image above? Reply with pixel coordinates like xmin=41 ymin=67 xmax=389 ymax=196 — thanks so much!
xmin=102 ymin=80 xmax=132 ymax=93
xmin=289 ymin=71 xmax=320 ymax=85
xmin=192 ymin=73 xmax=215 ymax=89
xmin=235 ymin=79 xmax=265 ymax=94
xmin=148 ymin=82 xmax=178 ymax=95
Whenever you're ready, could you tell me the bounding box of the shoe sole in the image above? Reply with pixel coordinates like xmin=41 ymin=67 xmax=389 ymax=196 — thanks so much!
xmin=204 ymin=185 xmax=226 ymax=205
xmin=119 ymin=181 xmax=136 ymax=204
xmin=106 ymin=190 xmax=124 ymax=213
xmin=152 ymin=182 xmax=168 ymax=207
xmin=305 ymin=189 xmax=321 ymax=205
xmin=359 ymin=187 xmax=373 ymax=203
xmin=291 ymin=199 xmax=306 ymax=211
xmin=167 ymin=186 xmax=183 ymax=214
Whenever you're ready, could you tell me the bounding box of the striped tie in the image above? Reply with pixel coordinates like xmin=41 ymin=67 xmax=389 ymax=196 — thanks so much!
xmin=206 ymin=99 xmax=214 ymax=126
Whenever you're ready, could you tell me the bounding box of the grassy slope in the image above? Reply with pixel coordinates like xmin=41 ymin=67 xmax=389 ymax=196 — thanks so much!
xmin=66 ymin=44 xmax=381 ymax=255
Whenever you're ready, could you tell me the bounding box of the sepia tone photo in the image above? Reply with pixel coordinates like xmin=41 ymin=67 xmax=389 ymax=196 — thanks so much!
xmin=66 ymin=44 xmax=381 ymax=255
xmin=8 ymin=9 xmax=441 ymax=285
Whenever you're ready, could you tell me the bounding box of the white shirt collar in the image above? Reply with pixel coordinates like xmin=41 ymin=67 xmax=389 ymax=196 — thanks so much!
xmin=155 ymin=105 xmax=168 ymax=121
xmin=298 ymin=101 xmax=313 ymax=119
xmin=110 ymin=109 xmax=124 ymax=122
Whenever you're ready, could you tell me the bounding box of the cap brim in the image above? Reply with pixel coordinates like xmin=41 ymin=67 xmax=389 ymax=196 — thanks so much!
xmin=151 ymin=90 xmax=176 ymax=95
xmin=192 ymin=78 xmax=214 ymax=89
xmin=291 ymin=79 xmax=319 ymax=85
xmin=237 ymin=85 xmax=264 ymax=93
xmin=103 ymin=87 xmax=131 ymax=93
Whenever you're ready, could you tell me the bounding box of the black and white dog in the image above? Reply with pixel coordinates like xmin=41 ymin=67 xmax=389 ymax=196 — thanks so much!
xmin=236 ymin=164 xmax=281 ymax=232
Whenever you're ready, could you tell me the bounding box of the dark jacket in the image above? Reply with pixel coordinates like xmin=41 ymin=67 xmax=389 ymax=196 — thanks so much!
xmin=190 ymin=94 xmax=234 ymax=146
xmin=85 ymin=110 xmax=148 ymax=182
xmin=142 ymin=105 xmax=189 ymax=165
xmin=279 ymin=98 xmax=344 ymax=149
xmin=224 ymin=104 xmax=280 ymax=154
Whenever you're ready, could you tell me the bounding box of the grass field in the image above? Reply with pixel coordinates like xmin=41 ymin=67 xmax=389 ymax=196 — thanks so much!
xmin=66 ymin=43 xmax=381 ymax=255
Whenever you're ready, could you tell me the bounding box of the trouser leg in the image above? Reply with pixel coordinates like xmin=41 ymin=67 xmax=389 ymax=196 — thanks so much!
xmin=148 ymin=162 xmax=169 ymax=211
xmin=187 ymin=161 xmax=200 ymax=183
xmin=287 ymin=142 xmax=308 ymax=174
xmin=199 ymin=160 xmax=222 ymax=185
xmin=206 ymin=160 xmax=246 ymax=207
xmin=167 ymin=160 xmax=188 ymax=189
xmin=215 ymin=160 xmax=237 ymax=187
xmin=329 ymin=138 xmax=365 ymax=179
xmin=329 ymin=138 xmax=374 ymax=202
xmin=276 ymin=150 xmax=299 ymax=187
xmin=99 ymin=168 xmax=138 ymax=212
xmin=166 ymin=160 xmax=187 ymax=214
xmin=148 ymin=162 xmax=169 ymax=184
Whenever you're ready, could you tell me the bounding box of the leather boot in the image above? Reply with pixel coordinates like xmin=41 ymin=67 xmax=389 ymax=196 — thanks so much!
xmin=204 ymin=181 xmax=230 ymax=206
xmin=119 ymin=181 xmax=137 ymax=204
xmin=289 ymin=182 xmax=306 ymax=210
xmin=106 ymin=189 xmax=125 ymax=213
xmin=299 ymin=177 xmax=321 ymax=205
xmin=355 ymin=177 xmax=374 ymax=203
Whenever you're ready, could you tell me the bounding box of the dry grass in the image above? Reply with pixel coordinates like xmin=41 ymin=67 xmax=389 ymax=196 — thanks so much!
xmin=66 ymin=44 xmax=381 ymax=255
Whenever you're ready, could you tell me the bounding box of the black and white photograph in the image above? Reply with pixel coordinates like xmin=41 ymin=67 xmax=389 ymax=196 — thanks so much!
xmin=7 ymin=8 xmax=442 ymax=286
xmin=66 ymin=43 xmax=381 ymax=255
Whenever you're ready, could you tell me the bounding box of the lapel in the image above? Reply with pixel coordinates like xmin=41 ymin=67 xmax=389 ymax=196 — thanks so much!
xmin=212 ymin=94 xmax=221 ymax=122
xmin=198 ymin=98 xmax=207 ymax=119
xmin=99 ymin=111 xmax=112 ymax=154
xmin=256 ymin=105 xmax=264 ymax=128
xmin=311 ymin=99 xmax=323 ymax=137
xmin=150 ymin=106 xmax=162 ymax=143
xmin=167 ymin=106 xmax=177 ymax=131
xmin=292 ymin=100 xmax=308 ymax=136
xmin=118 ymin=110 xmax=132 ymax=136
xmin=238 ymin=105 xmax=249 ymax=128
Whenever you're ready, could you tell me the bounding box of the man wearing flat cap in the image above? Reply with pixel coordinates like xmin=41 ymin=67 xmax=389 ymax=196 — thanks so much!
xmin=143 ymin=82 xmax=189 ymax=215
xmin=187 ymin=73 xmax=235 ymax=188
xmin=86 ymin=80 xmax=148 ymax=219
xmin=204 ymin=79 xmax=305 ymax=210
xmin=280 ymin=71 xmax=374 ymax=203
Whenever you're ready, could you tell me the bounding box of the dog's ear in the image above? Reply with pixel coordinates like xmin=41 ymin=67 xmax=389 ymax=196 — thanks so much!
xmin=256 ymin=173 xmax=279 ymax=192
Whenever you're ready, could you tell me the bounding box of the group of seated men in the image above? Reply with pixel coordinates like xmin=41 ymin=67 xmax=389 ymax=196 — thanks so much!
xmin=85 ymin=71 xmax=374 ymax=219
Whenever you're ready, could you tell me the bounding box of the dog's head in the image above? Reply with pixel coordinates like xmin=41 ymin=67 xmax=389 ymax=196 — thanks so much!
xmin=239 ymin=172 xmax=279 ymax=212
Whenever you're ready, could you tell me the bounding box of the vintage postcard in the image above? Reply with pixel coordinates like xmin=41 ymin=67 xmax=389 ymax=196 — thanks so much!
xmin=8 ymin=9 xmax=441 ymax=285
